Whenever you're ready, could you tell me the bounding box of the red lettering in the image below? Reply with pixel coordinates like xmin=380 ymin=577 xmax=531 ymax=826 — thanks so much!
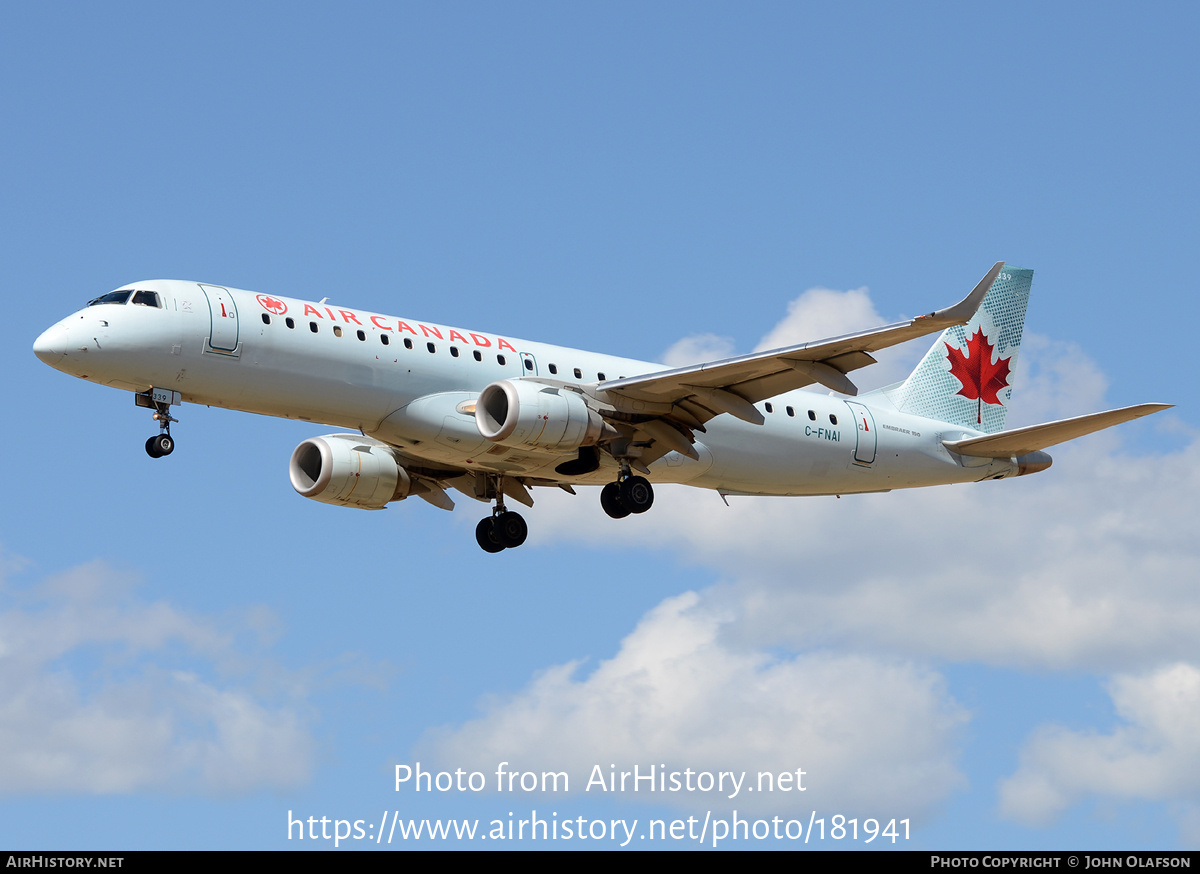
xmin=448 ymin=329 xmax=468 ymax=344
xmin=397 ymin=321 xmax=418 ymax=335
xmin=370 ymin=315 xmax=393 ymax=331
xmin=469 ymin=333 xmax=491 ymax=348
xmin=340 ymin=310 xmax=363 ymax=325
xmin=420 ymin=324 xmax=443 ymax=339
xmin=324 ymin=307 xmax=338 ymax=321
xmin=497 ymin=338 xmax=517 ymax=353
xmin=303 ymin=304 xmax=323 ymax=318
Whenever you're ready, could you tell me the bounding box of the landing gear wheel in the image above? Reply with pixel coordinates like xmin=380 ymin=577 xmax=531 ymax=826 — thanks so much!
xmin=476 ymin=517 xmax=506 ymax=553
xmin=493 ymin=511 xmax=528 ymax=549
xmin=600 ymin=482 xmax=631 ymax=519
xmin=152 ymin=434 xmax=174 ymax=457
xmin=619 ymin=475 xmax=654 ymax=514
xmin=143 ymin=396 xmax=179 ymax=459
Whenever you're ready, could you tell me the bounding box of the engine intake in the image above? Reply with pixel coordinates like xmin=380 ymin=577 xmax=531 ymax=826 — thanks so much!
xmin=289 ymin=434 xmax=411 ymax=509
xmin=476 ymin=379 xmax=608 ymax=453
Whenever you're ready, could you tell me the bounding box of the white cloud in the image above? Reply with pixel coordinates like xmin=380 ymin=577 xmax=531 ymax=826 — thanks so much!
xmin=752 ymin=286 xmax=883 ymax=353
xmin=1179 ymin=806 xmax=1200 ymax=846
xmin=661 ymin=333 xmax=736 ymax=367
xmin=527 ymin=313 xmax=1191 ymax=672
xmin=660 ymin=283 xmax=931 ymax=392
xmin=422 ymin=591 xmax=966 ymax=816
xmin=1004 ymin=333 xmax=1109 ymax=429
xmin=753 ymin=285 xmax=920 ymax=390
xmin=431 ymin=282 xmax=1188 ymax=830
xmin=0 ymin=560 xmax=316 ymax=794
xmin=998 ymin=663 xmax=1200 ymax=843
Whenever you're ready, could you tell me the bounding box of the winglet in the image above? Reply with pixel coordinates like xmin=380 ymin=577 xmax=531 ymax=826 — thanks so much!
xmin=920 ymin=261 xmax=1005 ymax=325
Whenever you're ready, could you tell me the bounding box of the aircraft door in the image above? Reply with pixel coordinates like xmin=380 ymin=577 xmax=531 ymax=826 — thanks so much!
xmin=199 ymin=284 xmax=239 ymax=353
xmin=519 ymin=352 xmax=538 ymax=375
xmin=844 ymin=401 xmax=877 ymax=465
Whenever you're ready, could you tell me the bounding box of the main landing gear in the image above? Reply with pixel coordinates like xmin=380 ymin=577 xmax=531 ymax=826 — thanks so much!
xmin=600 ymin=470 xmax=654 ymax=519
xmin=144 ymin=399 xmax=177 ymax=458
xmin=471 ymin=470 xmax=653 ymax=553
xmin=475 ymin=496 xmax=529 ymax=554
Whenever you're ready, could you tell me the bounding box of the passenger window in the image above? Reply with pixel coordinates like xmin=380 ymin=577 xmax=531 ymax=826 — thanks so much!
xmin=381 ymin=334 xmax=390 ymax=346
xmin=829 ymin=414 xmax=838 ymax=425
xmin=473 ymin=350 xmax=482 ymax=361
xmin=597 ymin=372 xmax=605 ymax=381
xmin=261 ymin=314 xmax=271 ymax=325
xmin=497 ymin=354 xmax=506 ymax=366
xmin=333 ymin=326 xmax=343 ymax=337
xmin=285 ymin=317 xmax=295 ymax=329
xmin=548 ymin=364 xmax=558 ymax=374
xmin=524 ymin=358 xmax=533 ymax=371
xmin=404 ymin=338 xmax=413 ymax=349
xmin=309 ymin=322 xmax=318 ymax=333
xmin=786 ymin=406 xmax=794 ymax=417
xmin=131 ymin=290 xmax=161 ymax=307
xmin=808 ymin=410 xmax=816 ymax=421
xmin=427 ymin=342 xmax=436 ymax=353
xmin=573 ymin=368 xmax=582 ymax=379
xmin=357 ymin=330 xmax=365 ymax=341
xmin=450 ymin=346 xmax=459 ymax=358
xmin=765 ymin=403 xmax=773 ymax=413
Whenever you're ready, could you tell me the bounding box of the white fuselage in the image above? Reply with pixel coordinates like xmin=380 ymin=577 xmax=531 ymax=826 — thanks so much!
xmin=34 ymin=280 xmax=1018 ymax=498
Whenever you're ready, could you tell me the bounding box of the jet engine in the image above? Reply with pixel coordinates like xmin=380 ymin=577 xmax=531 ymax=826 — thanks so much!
xmin=289 ymin=434 xmax=411 ymax=509
xmin=476 ymin=379 xmax=610 ymax=453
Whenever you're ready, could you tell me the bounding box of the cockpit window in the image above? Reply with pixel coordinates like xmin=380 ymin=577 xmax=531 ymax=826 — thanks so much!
xmin=131 ymin=290 xmax=161 ymax=308
xmin=87 ymin=290 xmax=132 ymax=306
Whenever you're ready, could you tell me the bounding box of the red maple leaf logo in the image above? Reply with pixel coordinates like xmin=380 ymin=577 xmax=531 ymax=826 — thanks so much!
xmin=257 ymin=294 xmax=287 ymax=315
xmin=945 ymin=327 xmax=1012 ymax=424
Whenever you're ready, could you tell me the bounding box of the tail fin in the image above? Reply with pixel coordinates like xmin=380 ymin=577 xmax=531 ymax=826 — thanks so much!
xmin=883 ymin=266 xmax=1033 ymax=433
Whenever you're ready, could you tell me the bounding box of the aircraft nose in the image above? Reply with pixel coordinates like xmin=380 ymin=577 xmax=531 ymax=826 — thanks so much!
xmin=33 ymin=323 xmax=68 ymax=366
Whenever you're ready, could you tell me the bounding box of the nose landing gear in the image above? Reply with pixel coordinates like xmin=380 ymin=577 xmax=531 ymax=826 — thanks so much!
xmin=145 ymin=432 xmax=175 ymax=458
xmin=144 ymin=400 xmax=177 ymax=458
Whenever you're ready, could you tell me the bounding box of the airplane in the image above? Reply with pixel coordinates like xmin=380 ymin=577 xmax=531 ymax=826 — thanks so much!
xmin=33 ymin=263 xmax=1170 ymax=553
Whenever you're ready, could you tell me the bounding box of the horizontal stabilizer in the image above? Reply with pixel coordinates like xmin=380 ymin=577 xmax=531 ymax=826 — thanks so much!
xmin=943 ymin=403 xmax=1173 ymax=458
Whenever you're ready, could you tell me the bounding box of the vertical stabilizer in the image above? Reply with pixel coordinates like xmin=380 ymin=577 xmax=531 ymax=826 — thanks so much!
xmin=884 ymin=266 xmax=1033 ymax=434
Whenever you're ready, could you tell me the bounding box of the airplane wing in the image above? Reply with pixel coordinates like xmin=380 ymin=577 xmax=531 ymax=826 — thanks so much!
xmin=595 ymin=262 xmax=1005 ymax=429
xmin=941 ymin=404 xmax=1173 ymax=458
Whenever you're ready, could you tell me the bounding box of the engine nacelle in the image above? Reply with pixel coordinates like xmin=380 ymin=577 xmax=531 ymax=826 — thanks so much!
xmin=289 ymin=434 xmax=410 ymax=509
xmin=476 ymin=379 xmax=607 ymax=453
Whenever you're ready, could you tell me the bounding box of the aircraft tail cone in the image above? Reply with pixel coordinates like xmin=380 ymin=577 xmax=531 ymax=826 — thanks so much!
xmin=1016 ymin=451 xmax=1053 ymax=476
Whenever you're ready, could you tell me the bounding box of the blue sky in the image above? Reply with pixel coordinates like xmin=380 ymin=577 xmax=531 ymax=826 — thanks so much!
xmin=3 ymin=1 xmax=1198 ymax=850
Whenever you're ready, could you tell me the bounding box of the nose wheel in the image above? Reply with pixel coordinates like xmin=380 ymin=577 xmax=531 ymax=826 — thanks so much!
xmin=145 ymin=433 xmax=175 ymax=458
xmin=144 ymin=398 xmax=177 ymax=458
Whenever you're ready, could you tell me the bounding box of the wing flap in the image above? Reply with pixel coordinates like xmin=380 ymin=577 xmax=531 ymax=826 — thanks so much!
xmin=943 ymin=404 xmax=1173 ymax=458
